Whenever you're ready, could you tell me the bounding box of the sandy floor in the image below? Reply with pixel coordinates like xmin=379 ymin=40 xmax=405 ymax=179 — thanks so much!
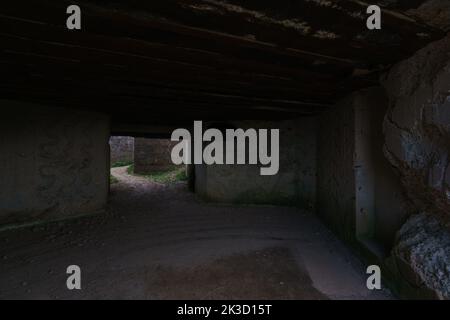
xmin=0 ymin=166 xmax=392 ymax=299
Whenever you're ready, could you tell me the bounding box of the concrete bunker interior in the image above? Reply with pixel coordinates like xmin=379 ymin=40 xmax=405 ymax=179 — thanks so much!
xmin=0 ymin=0 xmax=449 ymax=300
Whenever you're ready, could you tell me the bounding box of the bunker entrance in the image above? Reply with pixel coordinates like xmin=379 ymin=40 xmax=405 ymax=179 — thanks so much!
xmin=109 ymin=136 xmax=187 ymax=188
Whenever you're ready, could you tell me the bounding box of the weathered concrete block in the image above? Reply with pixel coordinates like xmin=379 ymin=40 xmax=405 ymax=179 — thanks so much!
xmin=406 ymin=0 xmax=450 ymax=31
xmin=317 ymin=87 xmax=406 ymax=247
xmin=110 ymin=136 xmax=134 ymax=165
xmin=386 ymin=213 xmax=450 ymax=300
xmin=194 ymin=119 xmax=317 ymax=209
xmin=317 ymin=94 xmax=355 ymax=241
xmin=382 ymin=34 xmax=450 ymax=223
xmin=377 ymin=35 xmax=450 ymax=300
xmin=0 ymin=100 xmax=110 ymax=229
xmin=134 ymin=138 xmax=176 ymax=174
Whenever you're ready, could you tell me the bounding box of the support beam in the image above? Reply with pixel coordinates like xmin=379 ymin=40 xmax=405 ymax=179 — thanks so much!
xmin=0 ymin=100 xmax=110 ymax=229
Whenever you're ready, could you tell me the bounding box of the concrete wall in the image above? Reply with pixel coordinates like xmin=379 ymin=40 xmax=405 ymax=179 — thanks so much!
xmin=317 ymin=94 xmax=355 ymax=242
xmin=317 ymin=88 xmax=406 ymax=249
xmin=195 ymin=118 xmax=317 ymax=209
xmin=354 ymin=89 xmax=408 ymax=252
xmin=317 ymin=36 xmax=450 ymax=299
xmin=110 ymin=136 xmax=134 ymax=165
xmin=0 ymin=100 xmax=110 ymax=229
xmin=134 ymin=138 xmax=176 ymax=174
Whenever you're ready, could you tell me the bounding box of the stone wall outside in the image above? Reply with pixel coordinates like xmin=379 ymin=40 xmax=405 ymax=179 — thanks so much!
xmin=134 ymin=138 xmax=177 ymax=174
xmin=110 ymin=136 xmax=134 ymax=165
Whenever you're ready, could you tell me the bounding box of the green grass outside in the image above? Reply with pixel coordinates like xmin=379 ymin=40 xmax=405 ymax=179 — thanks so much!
xmin=127 ymin=164 xmax=187 ymax=185
xmin=111 ymin=160 xmax=134 ymax=168
xmin=110 ymin=174 xmax=119 ymax=184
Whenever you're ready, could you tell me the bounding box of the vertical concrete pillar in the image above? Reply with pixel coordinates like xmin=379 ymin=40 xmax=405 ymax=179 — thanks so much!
xmin=317 ymin=88 xmax=405 ymax=251
xmin=0 ymin=100 xmax=110 ymax=228
xmin=317 ymin=95 xmax=355 ymax=242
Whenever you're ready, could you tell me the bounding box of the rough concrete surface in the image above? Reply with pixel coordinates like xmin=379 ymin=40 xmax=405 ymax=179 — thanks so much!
xmin=0 ymin=167 xmax=392 ymax=300
xmin=110 ymin=136 xmax=134 ymax=165
xmin=379 ymin=36 xmax=450 ymax=299
xmin=317 ymin=94 xmax=355 ymax=242
xmin=195 ymin=118 xmax=317 ymax=209
xmin=407 ymin=0 xmax=450 ymax=31
xmin=317 ymin=87 xmax=407 ymax=249
xmin=0 ymin=100 xmax=110 ymax=228
xmin=388 ymin=213 xmax=450 ymax=299
xmin=382 ymin=34 xmax=450 ymax=223
xmin=134 ymin=138 xmax=177 ymax=174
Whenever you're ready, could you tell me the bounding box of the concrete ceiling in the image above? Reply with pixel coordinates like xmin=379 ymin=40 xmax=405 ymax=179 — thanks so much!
xmin=0 ymin=0 xmax=446 ymax=126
